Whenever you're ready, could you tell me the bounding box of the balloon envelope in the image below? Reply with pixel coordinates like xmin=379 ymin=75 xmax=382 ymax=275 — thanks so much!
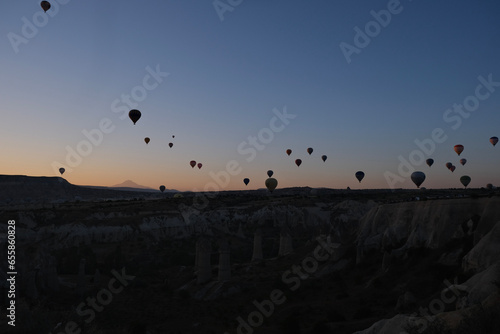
xmin=168 ymin=142 xmax=173 ymax=148
xmin=307 ymin=147 xmax=313 ymax=155
xmin=144 ymin=137 xmax=150 ymax=144
xmin=59 ymin=167 xmax=65 ymax=175
xmin=159 ymin=185 xmax=166 ymax=193
xmin=490 ymin=137 xmax=498 ymax=146
xmin=410 ymin=171 xmax=426 ymax=188
xmin=460 ymin=158 xmax=467 ymax=166
xmin=454 ymin=144 xmax=464 ymax=155
xmin=426 ymin=158 xmax=434 ymax=167
xmin=190 ymin=160 xmax=196 ymax=168
xmin=265 ymin=178 xmax=278 ymax=193
xmin=197 ymin=163 xmax=202 ymax=169
xmin=286 ymin=149 xmax=292 ymax=156
xmin=355 ymin=171 xmax=365 ymax=183
xmin=445 ymin=162 xmax=453 ymax=169
xmin=450 ymin=165 xmax=456 ymax=172
xmin=129 ymin=109 xmax=141 ymax=124
xmin=460 ymin=175 xmax=471 ymax=188
xmin=322 ymin=155 xmax=327 ymax=162
xmin=295 ymin=159 xmax=302 ymax=167
xmin=267 ymin=170 xmax=273 ymax=177
xmin=243 ymin=178 xmax=250 ymax=186
xmin=41 ymin=1 xmax=51 ymax=12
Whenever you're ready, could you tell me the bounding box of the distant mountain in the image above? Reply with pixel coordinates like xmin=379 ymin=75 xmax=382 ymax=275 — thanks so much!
xmin=112 ymin=180 xmax=153 ymax=189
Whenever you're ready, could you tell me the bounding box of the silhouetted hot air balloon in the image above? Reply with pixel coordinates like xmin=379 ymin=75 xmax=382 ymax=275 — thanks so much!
xmin=322 ymin=155 xmax=327 ymax=162
xmin=410 ymin=171 xmax=426 ymax=188
xmin=355 ymin=171 xmax=365 ymax=183
xmin=267 ymin=170 xmax=273 ymax=177
xmin=450 ymin=165 xmax=456 ymax=172
xmin=168 ymin=142 xmax=173 ymax=148
xmin=454 ymin=145 xmax=464 ymax=156
xmin=265 ymin=178 xmax=278 ymax=193
xmin=446 ymin=162 xmax=453 ymax=170
xmin=144 ymin=137 xmax=150 ymax=144
xmin=460 ymin=158 xmax=467 ymax=166
xmin=460 ymin=175 xmax=471 ymax=188
xmin=172 ymin=135 xmax=175 ymax=138
xmin=307 ymin=147 xmax=313 ymax=155
xmin=59 ymin=167 xmax=65 ymax=175
xmin=286 ymin=149 xmax=292 ymax=156
xmin=486 ymin=183 xmax=493 ymax=190
xmin=197 ymin=163 xmax=202 ymax=169
xmin=426 ymin=159 xmax=434 ymax=167
xmin=190 ymin=160 xmax=196 ymax=168
xmin=129 ymin=109 xmax=141 ymax=125
xmin=490 ymin=137 xmax=498 ymax=146
xmin=295 ymin=159 xmax=302 ymax=167
xmin=159 ymin=185 xmax=166 ymax=193
xmin=243 ymin=178 xmax=250 ymax=186
xmin=41 ymin=1 xmax=51 ymax=12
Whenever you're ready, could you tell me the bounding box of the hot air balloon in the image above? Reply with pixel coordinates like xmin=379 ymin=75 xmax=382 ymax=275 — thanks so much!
xmin=197 ymin=163 xmax=203 ymax=169
xmin=355 ymin=171 xmax=365 ymax=183
xmin=445 ymin=162 xmax=453 ymax=170
xmin=129 ymin=109 xmax=141 ymax=125
xmin=454 ymin=144 xmax=464 ymax=156
xmin=265 ymin=178 xmax=278 ymax=193
xmin=450 ymin=165 xmax=456 ymax=172
xmin=460 ymin=158 xmax=467 ymax=166
xmin=295 ymin=159 xmax=302 ymax=167
xmin=322 ymin=155 xmax=327 ymax=162
xmin=460 ymin=175 xmax=471 ymax=188
xmin=168 ymin=142 xmax=173 ymax=148
xmin=490 ymin=137 xmax=498 ymax=146
xmin=41 ymin=1 xmax=51 ymax=12
xmin=426 ymin=158 xmax=434 ymax=167
xmin=159 ymin=185 xmax=166 ymax=193
xmin=144 ymin=137 xmax=150 ymax=144
xmin=410 ymin=171 xmax=426 ymax=188
xmin=307 ymin=147 xmax=313 ymax=155
xmin=243 ymin=178 xmax=250 ymax=186
xmin=190 ymin=160 xmax=196 ymax=168
xmin=172 ymin=135 xmax=175 ymax=138
xmin=286 ymin=149 xmax=292 ymax=156
xmin=59 ymin=167 xmax=65 ymax=175
xmin=267 ymin=170 xmax=273 ymax=177
xmin=486 ymin=183 xmax=493 ymax=190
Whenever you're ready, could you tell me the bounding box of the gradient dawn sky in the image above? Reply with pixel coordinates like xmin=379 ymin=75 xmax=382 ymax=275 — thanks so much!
xmin=1 ymin=0 xmax=500 ymax=191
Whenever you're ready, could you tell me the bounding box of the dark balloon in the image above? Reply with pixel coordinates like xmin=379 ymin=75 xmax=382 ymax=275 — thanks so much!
xmin=460 ymin=158 xmax=467 ymax=166
xmin=172 ymin=135 xmax=175 ymax=138
xmin=243 ymin=178 xmax=250 ymax=186
xmin=129 ymin=109 xmax=141 ymax=125
xmin=159 ymin=185 xmax=166 ymax=193
xmin=286 ymin=149 xmax=292 ymax=156
xmin=450 ymin=165 xmax=456 ymax=172
xmin=355 ymin=171 xmax=365 ymax=183
xmin=198 ymin=163 xmax=202 ymax=169
xmin=307 ymin=147 xmax=313 ymax=155
xmin=59 ymin=167 xmax=65 ymax=175
xmin=190 ymin=160 xmax=196 ymax=168
xmin=267 ymin=170 xmax=273 ymax=177
xmin=426 ymin=158 xmax=434 ymax=167
xmin=490 ymin=137 xmax=498 ymax=146
xmin=265 ymin=178 xmax=278 ymax=193
xmin=410 ymin=171 xmax=426 ymax=188
xmin=321 ymin=155 xmax=327 ymax=162
xmin=295 ymin=159 xmax=302 ymax=167
xmin=445 ymin=162 xmax=453 ymax=170
xmin=41 ymin=1 xmax=51 ymax=12
xmin=460 ymin=175 xmax=471 ymax=188
xmin=168 ymin=142 xmax=173 ymax=148
xmin=144 ymin=137 xmax=150 ymax=144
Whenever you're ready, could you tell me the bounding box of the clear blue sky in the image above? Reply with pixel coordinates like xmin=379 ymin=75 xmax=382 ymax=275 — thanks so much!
xmin=1 ymin=0 xmax=499 ymax=191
